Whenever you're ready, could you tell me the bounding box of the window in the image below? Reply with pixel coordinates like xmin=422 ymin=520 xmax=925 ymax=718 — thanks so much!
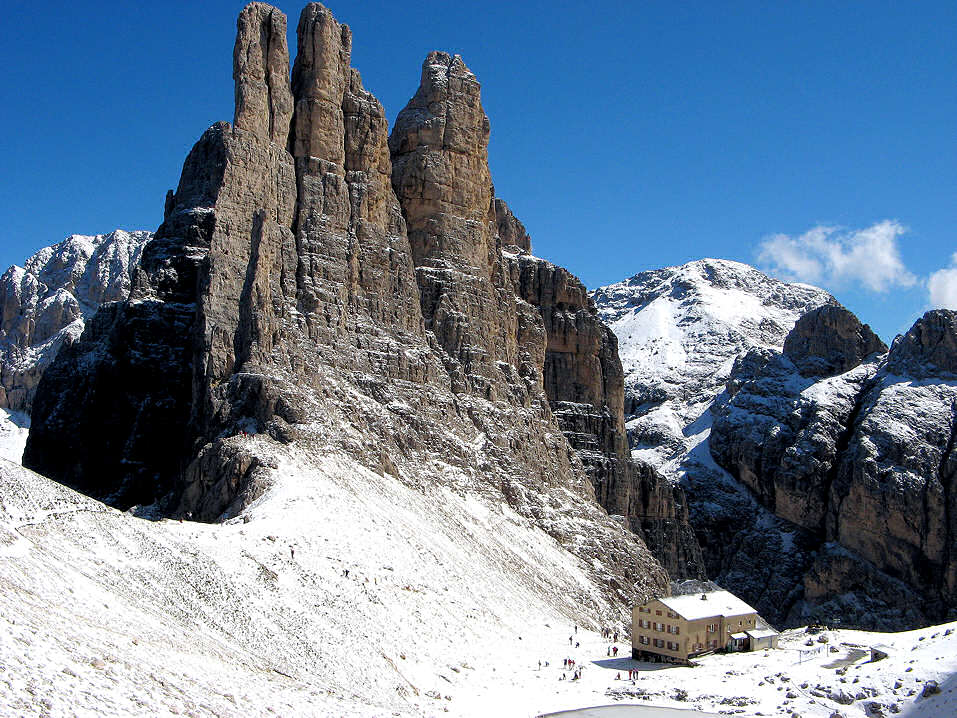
xmin=654 ymin=639 xmax=664 ymax=648
xmin=707 ymin=623 xmax=717 ymax=633
xmin=656 ymin=610 xmax=662 ymax=616
xmin=640 ymin=636 xmax=649 ymax=645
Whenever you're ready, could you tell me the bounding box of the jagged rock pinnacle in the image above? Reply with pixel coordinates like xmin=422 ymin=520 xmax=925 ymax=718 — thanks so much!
xmin=887 ymin=309 xmax=957 ymax=378
xmin=233 ymin=3 xmax=294 ymax=144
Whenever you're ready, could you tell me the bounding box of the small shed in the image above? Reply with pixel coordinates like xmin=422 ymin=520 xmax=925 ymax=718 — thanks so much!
xmin=746 ymin=627 xmax=779 ymax=651
xmin=729 ymin=632 xmax=750 ymax=652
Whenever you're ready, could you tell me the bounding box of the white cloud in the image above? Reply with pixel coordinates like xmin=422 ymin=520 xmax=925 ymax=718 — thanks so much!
xmin=928 ymin=252 xmax=957 ymax=309
xmin=757 ymin=220 xmax=917 ymax=293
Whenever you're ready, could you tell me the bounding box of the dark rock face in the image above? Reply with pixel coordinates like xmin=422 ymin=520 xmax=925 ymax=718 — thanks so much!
xmin=886 ymin=309 xmax=957 ymax=379
xmin=25 ymin=3 xmax=669 ymax=612
xmin=709 ymin=307 xmax=957 ymax=628
xmin=783 ymin=305 xmax=886 ymax=378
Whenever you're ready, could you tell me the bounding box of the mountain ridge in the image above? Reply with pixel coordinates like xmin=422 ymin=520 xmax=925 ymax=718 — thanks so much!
xmin=593 ymin=259 xmax=957 ymax=629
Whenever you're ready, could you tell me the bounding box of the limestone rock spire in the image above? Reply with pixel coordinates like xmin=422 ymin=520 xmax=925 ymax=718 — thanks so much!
xmin=233 ymin=3 xmax=294 ymax=144
xmin=290 ymin=3 xmax=352 ymax=165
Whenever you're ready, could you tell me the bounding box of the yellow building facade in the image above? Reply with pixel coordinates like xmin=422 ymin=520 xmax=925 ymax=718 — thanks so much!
xmin=631 ymin=590 xmax=765 ymax=664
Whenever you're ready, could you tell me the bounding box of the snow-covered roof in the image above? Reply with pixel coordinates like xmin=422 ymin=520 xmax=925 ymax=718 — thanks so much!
xmin=746 ymin=628 xmax=778 ymax=640
xmin=656 ymin=591 xmax=757 ymax=621
xmin=730 ymin=632 xmax=748 ymax=640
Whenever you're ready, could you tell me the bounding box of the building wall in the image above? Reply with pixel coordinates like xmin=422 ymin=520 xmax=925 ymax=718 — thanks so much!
xmin=631 ymin=598 xmax=758 ymax=662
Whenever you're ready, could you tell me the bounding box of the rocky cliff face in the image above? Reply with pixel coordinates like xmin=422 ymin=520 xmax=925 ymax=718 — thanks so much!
xmin=506 ymin=251 xmax=704 ymax=579
xmin=711 ymin=308 xmax=957 ymax=628
xmin=593 ymin=261 xmax=916 ymax=628
xmin=24 ymin=2 xmax=669 ymax=615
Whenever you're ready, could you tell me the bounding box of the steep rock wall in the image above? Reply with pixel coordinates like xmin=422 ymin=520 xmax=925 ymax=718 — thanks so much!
xmin=710 ymin=307 xmax=957 ymax=628
xmin=505 ymin=251 xmax=704 ymax=579
xmin=24 ymin=2 xmax=667 ymax=616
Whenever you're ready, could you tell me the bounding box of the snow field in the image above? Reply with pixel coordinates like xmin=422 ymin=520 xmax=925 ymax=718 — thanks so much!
xmin=2 ymin=442 xmax=954 ymax=717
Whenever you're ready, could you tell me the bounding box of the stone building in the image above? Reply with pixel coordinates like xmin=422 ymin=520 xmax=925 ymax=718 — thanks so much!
xmin=632 ymin=590 xmax=777 ymax=664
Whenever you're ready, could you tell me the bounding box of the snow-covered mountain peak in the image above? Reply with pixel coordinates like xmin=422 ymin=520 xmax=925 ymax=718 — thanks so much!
xmin=0 ymin=229 xmax=152 ymax=413
xmin=590 ymin=258 xmax=834 ymax=486
xmin=592 ymin=258 xmax=835 ymax=427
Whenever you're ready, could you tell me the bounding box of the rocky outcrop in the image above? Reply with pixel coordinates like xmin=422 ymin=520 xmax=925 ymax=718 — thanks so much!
xmin=594 ymin=261 xmax=957 ymax=629
xmin=233 ymin=3 xmax=294 ymax=144
xmin=389 ymin=52 xmax=521 ymax=398
xmin=506 ymin=252 xmax=704 ymax=578
xmin=0 ymin=230 xmax=150 ymax=412
xmin=386 ymin=51 xmax=702 ymax=578
xmin=885 ymin=309 xmax=957 ymax=379
xmin=783 ymin=305 xmax=886 ymax=378
xmin=709 ymin=308 xmax=957 ymax=628
xmin=495 ymin=199 xmax=531 ymax=254
xmin=24 ymin=2 xmax=668 ymax=616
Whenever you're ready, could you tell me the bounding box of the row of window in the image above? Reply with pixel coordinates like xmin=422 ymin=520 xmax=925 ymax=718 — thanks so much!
xmin=637 ymin=622 xmax=748 ymax=635
xmin=636 ymin=607 xmax=678 ymax=619
xmin=635 ymin=619 xmax=681 ymax=634
xmin=637 ymin=636 xmax=680 ymax=651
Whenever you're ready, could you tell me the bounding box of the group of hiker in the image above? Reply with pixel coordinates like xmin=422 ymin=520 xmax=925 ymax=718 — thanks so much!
xmin=540 ymin=623 xmax=634 ymax=684
xmin=559 ymin=658 xmax=583 ymax=681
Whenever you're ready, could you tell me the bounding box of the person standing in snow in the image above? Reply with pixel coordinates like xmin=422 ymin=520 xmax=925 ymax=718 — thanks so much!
xmin=568 ymin=635 xmax=573 ymax=645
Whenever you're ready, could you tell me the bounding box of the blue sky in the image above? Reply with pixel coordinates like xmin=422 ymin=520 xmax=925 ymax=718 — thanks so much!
xmin=1 ymin=1 xmax=954 ymax=341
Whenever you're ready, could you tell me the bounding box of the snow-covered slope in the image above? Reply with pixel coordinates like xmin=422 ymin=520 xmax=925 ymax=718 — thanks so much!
xmin=591 ymin=258 xmax=833 ymax=477
xmin=3 ymin=447 xmax=955 ymax=718
xmin=0 ymin=441 xmax=631 ymax=717
xmin=0 ymin=230 xmax=151 ymax=411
